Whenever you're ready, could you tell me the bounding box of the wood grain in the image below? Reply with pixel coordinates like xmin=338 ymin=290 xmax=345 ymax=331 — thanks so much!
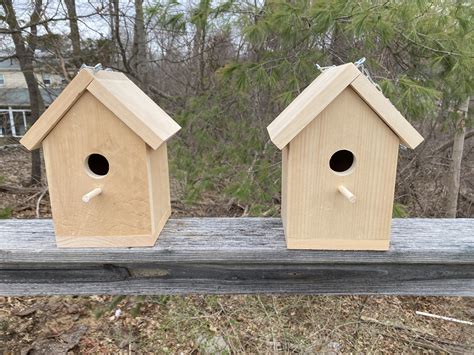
xmin=87 ymin=74 xmax=181 ymax=150
xmin=284 ymin=88 xmax=399 ymax=249
xmin=20 ymin=69 xmax=94 ymax=150
xmin=42 ymin=91 xmax=155 ymax=247
xmin=0 ymin=218 xmax=472 ymax=296
xmin=350 ymin=75 xmax=424 ymax=149
xmin=147 ymin=143 xmax=171 ymax=238
xmin=267 ymin=63 xmax=423 ymax=150
xmin=20 ymin=68 xmax=181 ymax=151
xmin=267 ymin=63 xmax=360 ymax=150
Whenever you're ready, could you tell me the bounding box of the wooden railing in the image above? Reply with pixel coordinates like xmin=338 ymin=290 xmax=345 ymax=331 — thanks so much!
xmin=0 ymin=218 xmax=472 ymax=296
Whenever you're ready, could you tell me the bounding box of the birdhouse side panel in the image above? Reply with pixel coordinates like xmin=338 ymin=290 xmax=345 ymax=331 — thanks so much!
xmin=284 ymin=87 xmax=399 ymax=250
xmin=42 ymin=91 xmax=153 ymax=245
xmin=147 ymin=143 xmax=172 ymax=238
xmin=281 ymin=145 xmax=289 ymax=238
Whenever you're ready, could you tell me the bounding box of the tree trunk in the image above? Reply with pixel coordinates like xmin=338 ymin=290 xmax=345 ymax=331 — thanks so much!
xmin=445 ymin=97 xmax=470 ymax=217
xmin=131 ymin=0 xmax=147 ymax=90
xmin=192 ymin=0 xmax=210 ymax=93
xmin=64 ymin=0 xmax=82 ymax=69
xmin=111 ymin=0 xmax=131 ymax=73
xmin=2 ymin=0 xmax=45 ymax=185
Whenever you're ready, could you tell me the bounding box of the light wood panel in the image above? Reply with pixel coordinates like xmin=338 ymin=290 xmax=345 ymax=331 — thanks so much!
xmin=350 ymin=75 xmax=424 ymax=149
xmin=0 ymin=218 xmax=473 ymax=296
xmin=286 ymin=238 xmax=390 ymax=250
xmin=87 ymin=76 xmax=181 ymax=150
xmin=147 ymin=143 xmax=171 ymax=239
xmin=284 ymin=88 xmax=400 ymax=250
xmin=21 ymin=68 xmax=181 ymax=151
xmin=42 ymin=91 xmax=155 ymax=247
xmin=20 ymin=69 xmax=94 ymax=150
xmin=267 ymin=63 xmax=360 ymax=149
xmin=281 ymin=145 xmax=289 ymax=236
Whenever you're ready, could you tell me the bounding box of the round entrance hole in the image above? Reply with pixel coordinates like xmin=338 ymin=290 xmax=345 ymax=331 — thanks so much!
xmin=329 ymin=149 xmax=355 ymax=174
xmin=85 ymin=153 xmax=109 ymax=178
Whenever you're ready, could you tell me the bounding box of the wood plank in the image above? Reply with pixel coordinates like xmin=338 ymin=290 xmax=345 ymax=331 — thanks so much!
xmin=0 ymin=218 xmax=472 ymax=296
xmin=147 ymin=143 xmax=171 ymax=238
xmin=350 ymin=75 xmax=424 ymax=149
xmin=284 ymin=88 xmax=399 ymax=249
xmin=42 ymin=91 xmax=154 ymax=247
xmin=267 ymin=63 xmax=361 ymax=150
xmin=20 ymin=69 xmax=95 ymax=150
xmin=87 ymin=76 xmax=181 ymax=150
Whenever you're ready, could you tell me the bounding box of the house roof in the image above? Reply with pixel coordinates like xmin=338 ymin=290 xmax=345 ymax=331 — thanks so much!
xmin=0 ymin=88 xmax=61 ymax=107
xmin=20 ymin=69 xmax=181 ymax=150
xmin=267 ymin=63 xmax=423 ymax=150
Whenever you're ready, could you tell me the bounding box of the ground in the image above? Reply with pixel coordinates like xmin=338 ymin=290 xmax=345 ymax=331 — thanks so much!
xmin=0 ymin=144 xmax=473 ymax=354
xmin=1 ymin=296 xmax=473 ymax=353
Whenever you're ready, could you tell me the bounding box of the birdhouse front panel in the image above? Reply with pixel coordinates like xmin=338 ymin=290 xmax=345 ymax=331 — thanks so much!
xmin=20 ymin=68 xmax=180 ymax=248
xmin=42 ymin=91 xmax=154 ymax=247
xmin=268 ymin=63 xmax=423 ymax=250
xmin=282 ymin=88 xmax=399 ymax=250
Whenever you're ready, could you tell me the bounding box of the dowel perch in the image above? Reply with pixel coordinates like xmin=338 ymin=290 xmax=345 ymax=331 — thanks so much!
xmin=338 ymin=185 xmax=356 ymax=203
xmin=82 ymin=188 xmax=102 ymax=203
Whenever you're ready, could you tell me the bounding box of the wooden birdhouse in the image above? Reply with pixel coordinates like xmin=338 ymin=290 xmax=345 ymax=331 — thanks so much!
xmin=20 ymin=68 xmax=181 ymax=248
xmin=267 ymin=63 xmax=423 ymax=250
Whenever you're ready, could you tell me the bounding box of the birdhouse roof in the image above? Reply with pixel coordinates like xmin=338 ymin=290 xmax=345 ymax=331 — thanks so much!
xmin=21 ymin=69 xmax=181 ymax=150
xmin=267 ymin=63 xmax=423 ymax=150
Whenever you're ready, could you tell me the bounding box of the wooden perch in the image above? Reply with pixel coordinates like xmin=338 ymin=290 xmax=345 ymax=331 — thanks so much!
xmin=338 ymin=185 xmax=356 ymax=203
xmin=82 ymin=187 xmax=102 ymax=203
xmin=0 ymin=218 xmax=472 ymax=296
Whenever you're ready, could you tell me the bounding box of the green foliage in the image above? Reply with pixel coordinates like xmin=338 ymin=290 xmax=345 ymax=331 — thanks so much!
xmin=393 ymin=203 xmax=409 ymax=218
xmin=169 ymin=84 xmax=281 ymax=214
xmin=0 ymin=207 xmax=12 ymax=219
xmin=155 ymin=0 xmax=473 ymax=217
xmin=0 ymin=176 xmax=12 ymax=219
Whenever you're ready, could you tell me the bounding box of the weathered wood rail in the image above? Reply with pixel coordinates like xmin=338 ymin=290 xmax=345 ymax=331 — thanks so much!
xmin=0 ymin=218 xmax=473 ymax=296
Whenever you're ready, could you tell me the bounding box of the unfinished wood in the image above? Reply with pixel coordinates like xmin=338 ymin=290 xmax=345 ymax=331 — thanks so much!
xmin=20 ymin=69 xmax=94 ymax=150
xmin=0 ymin=218 xmax=472 ymax=296
xmin=42 ymin=91 xmax=155 ymax=247
xmin=267 ymin=63 xmax=361 ymax=149
xmin=147 ymin=143 xmax=171 ymax=238
xmin=281 ymin=145 xmax=289 ymax=232
xmin=87 ymin=76 xmax=181 ymax=150
xmin=285 ymin=88 xmax=399 ymax=249
xmin=20 ymin=68 xmax=181 ymax=151
xmin=267 ymin=63 xmax=423 ymax=151
xmin=350 ymin=75 xmax=424 ymax=149
xmin=286 ymin=238 xmax=389 ymax=250
xmin=338 ymin=185 xmax=356 ymax=203
xmin=82 ymin=187 xmax=102 ymax=203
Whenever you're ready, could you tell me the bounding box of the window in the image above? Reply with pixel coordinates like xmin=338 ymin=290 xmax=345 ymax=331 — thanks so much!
xmin=0 ymin=74 xmax=5 ymax=86
xmin=42 ymin=74 xmax=51 ymax=86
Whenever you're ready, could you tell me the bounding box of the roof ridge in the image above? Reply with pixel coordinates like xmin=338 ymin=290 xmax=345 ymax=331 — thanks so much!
xmin=267 ymin=63 xmax=423 ymax=150
xmin=20 ymin=69 xmax=180 ymax=151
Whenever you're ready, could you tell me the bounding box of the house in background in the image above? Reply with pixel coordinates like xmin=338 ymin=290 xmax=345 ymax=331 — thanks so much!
xmin=0 ymin=57 xmax=64 ymax=137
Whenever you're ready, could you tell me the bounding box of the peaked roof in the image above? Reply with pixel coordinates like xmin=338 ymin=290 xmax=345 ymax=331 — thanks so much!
xmin=21 ymin=69 xmax=181 ymax=150
xmin=267 ymin=63 xmax=423 ymax=150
